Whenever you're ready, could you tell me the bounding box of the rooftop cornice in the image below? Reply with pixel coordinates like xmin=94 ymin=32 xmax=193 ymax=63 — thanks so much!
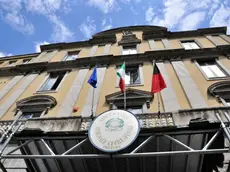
xmin=0 ymin=53 xmax=39 ymax=61
xmin=143 ymin=27 xmax=227 ymax=40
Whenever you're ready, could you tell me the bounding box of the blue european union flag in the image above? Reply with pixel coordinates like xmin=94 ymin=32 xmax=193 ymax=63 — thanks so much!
xmin=88 ymin=66 xmax=97 ymax=88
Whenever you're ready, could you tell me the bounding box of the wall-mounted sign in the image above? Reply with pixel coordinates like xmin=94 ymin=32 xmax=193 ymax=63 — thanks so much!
xmin=89 ymin=110 xmax=140 ymax=152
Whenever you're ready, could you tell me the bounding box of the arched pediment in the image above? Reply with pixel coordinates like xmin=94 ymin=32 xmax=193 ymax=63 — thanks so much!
xmin=93 ymin=25 xmax=167 ymax=37
xmin=16 ymin=95 xmax=57 ymax=109
xmin=208 ymin=81 xmax=230 ymax=101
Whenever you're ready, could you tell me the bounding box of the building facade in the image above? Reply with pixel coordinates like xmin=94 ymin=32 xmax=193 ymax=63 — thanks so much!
xmin=0 ymin=26 xmax=229 ymax=172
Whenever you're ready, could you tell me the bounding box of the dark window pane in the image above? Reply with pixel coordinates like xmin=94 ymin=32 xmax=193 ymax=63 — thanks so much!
xmin=40 ymin=72 xmax=65 ymax=91
xmin=22 ymin=112 xmax=42 ymax=119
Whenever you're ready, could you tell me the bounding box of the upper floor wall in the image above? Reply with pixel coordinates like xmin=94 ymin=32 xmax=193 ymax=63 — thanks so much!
xmin=0 ymin=26 xmax=229 ymax=121
xmin=0 ymin=26 xmax=229 ymax=67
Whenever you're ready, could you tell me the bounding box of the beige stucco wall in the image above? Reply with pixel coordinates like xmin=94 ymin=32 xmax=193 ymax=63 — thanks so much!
xmin=196 ymin=37 xmax=215 ymax=48
xmin=139 ymin=41 xmax=151 ymax=53
xmin=73 ymin=68 xmax=92 ymax=116
xmin=95 ymin=45 xmax=104 ymax=56
xmin=0 ymin=76 xmax=14 ymax=91
xmin=212 ymin=36 xmax=229 ymax=45
xmin=155 ymin=40 xmax=165 ymax=50
xmin=0 ymin=76 xmax=29 ymax=120
xmin=169 ymin=39 xmax=182 ymax=49
xmin=219 ymin=56 xmax=230 ymax=69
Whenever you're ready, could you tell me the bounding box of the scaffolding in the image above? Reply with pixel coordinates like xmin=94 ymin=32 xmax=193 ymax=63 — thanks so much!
xmin=0 ymin=111 xmax=229 ymax=172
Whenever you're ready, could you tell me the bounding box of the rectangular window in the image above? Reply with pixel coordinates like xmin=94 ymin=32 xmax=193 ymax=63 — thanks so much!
xmin=22 ymin=59 xmax=31 ymax=64
xmin=118 ymin=105 xmax=143 ymax=115
xmin=22 ymin=111 xmax=43 ymax=119
xmin=8 ymin=60 xmax=17 ymax=66
xmin=197 ymin=60 xmax=227 ymax=78
xmin=63 ymin=51 xmax=79 ymax=61
xmin=181 ymin=40 xmax=200 ymax=50
xmin=122 ymin=45 xmax=137 ymax=55
xmin=39 ymin=72 xmax=66 ymax=91
xmin=127 ymin=106 xmax=143 ymax=115
xmin=125 ymin=66 xmax=140 ymax=85
xmin=224 ymin=99 xmax=230 ymax=106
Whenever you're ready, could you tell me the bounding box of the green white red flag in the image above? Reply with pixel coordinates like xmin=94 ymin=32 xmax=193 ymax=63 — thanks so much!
xmin=117 ymin=62 xmax=125 ymax=92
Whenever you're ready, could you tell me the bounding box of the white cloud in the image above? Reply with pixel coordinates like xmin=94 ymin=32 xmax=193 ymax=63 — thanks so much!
xmin=25 ymin=0 xmax=73 ymax=42
xmin=180 ymin=12 xmax=206 ymax=30
xmin=210 ymin=4 xmax=230 ymax=34
xmin=160 ymin=0 xmax=187 ymax=28
xmin=25 ymin=0 xmax=70 ymax=15
xmin=0 ymin=0 xmax=73 ymax=40
xmin=49 ymin=15 xmax=74 ymax=42
xmin=208 ymin=0 xmax=219 ymax=16
xmin=145 ymin=7 xmax=154 ymax=23
xmin=5 ymin=13 xmax=34 ymax=35
xmin=102 ymin=18 xmax=112 ymax=31
xmin=87 ymin=0 xmax=116 ymax=13
xmin=0 ymin=51 xmax=12 ymax=58
xmin=35 ymin=41 xmax=50 ymax=52
xmin=145 ymin=0 xmax=229 ymax=31
xmin=80 ymin=16 xmax=96 ymax=38
xmin=0 ymin=0 xmax=34 ymax=35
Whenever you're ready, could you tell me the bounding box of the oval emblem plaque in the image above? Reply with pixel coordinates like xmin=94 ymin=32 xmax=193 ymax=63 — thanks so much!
xmin=89 ymin=110 xmax=140 ymax=152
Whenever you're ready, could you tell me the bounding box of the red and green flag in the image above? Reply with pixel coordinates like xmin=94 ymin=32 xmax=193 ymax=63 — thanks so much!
xmin=151 ymin=64 xmax=166 ymax=93
xmin=117 ymin=62 xmax=125 ymax=92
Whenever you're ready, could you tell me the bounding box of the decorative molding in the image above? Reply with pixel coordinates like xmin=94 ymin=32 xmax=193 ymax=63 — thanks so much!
xmin=208 ymin=81 xmax=230 ymax=100
xmin=118 ymin=31 xmax=141 ymax=46
xmin=16 ymin=95 xmax=57 ymax=110
xmin=23 ymin=118 xmax=81 ymax=132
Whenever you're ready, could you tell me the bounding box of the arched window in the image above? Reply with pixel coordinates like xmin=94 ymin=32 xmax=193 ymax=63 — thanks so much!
xmin=16 ymin=95 xmax=57 ymax=119
xmin=208 ymin=81 xmax=230 ymax=106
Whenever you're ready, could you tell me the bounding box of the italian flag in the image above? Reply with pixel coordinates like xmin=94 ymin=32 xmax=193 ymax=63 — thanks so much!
xmin=117 ymin=62 xmax=125 ymax=92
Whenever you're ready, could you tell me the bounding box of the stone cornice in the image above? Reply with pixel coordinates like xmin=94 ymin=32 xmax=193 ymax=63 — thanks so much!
xmin=41 ymin=35 xmax=117 ymax=52
xmin=143 ymin=27 xmax=227 ymax=40
xmin=41 ymin=26 xmax=227 ymax=52
xmin=0 ymin=45 xmax=229 ymax=77
xmin=0 ymin=53 xmax=39 ymax=62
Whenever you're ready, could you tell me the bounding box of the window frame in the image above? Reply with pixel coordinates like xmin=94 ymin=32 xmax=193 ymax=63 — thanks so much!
xmin=116 ymin=64 xmax=144 ymax=87
xmin=220 ymin=97 xmax=230 ymax=106
xmin=116 ymin=104 xmax=144 ymax=115
xmin=8 ymin=60 xmax=17 ymax=67
xmin=22 ymin=59 xmax=31 ymax=64
xmin=36 ymin=71 xmax=68 ymax=93
xmin=195 ymin=58 xmax=229 ymax=80
xmin=122 ymin=45 xmax=137 ymax=55
xmin=180 ymin=39 xmax=201 ymax=50
xmin=62 ymin=51 xmax=80 ymax=61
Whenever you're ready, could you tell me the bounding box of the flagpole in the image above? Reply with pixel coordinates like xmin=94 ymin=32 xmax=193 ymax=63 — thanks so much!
xmin=124 ymin=62 xmax=126 ymax=110
xmin=157 ymin=92 xmax=160 ymax=115
xmin=91 ymin=87 xmax=95 ymax=117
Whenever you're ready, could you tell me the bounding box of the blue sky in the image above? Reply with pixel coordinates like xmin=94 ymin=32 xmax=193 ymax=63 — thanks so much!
xmin=0 ymin=0 xmax=229 ymax=57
